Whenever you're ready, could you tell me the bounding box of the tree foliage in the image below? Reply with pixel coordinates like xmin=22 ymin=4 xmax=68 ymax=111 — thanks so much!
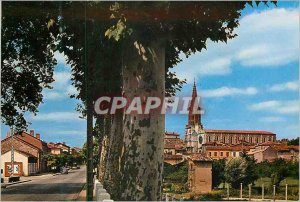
xmin=1 ymin=1 xmax=57 ymax=131
xmin=287 ymin=137 xmax=299 ymax=146
xmin=163 ymin=162 xmax=188 ymax=183
xmin=224 ymin=156 xmax=258 ymax=189
xmin=255 ymin=158 xmax=299 ymax=187
xmin=212 ymin=159 xmax=226 ymax=188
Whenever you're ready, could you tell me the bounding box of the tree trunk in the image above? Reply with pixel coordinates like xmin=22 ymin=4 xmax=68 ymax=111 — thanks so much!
xmin=103 ymin=112 xmax=124 ymax=198
xmin=119 ymin=41 xmax=165 ymax=200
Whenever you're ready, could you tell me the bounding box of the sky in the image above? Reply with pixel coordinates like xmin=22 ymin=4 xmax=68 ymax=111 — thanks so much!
xmin=1 ymin=2 xmax=299 ymax=147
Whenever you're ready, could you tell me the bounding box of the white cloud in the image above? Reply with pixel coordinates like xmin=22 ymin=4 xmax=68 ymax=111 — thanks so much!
xmin=201 ymin=86 xmax=258 ymax=97
xmin=270 ymin=81 xmax=299 ymax=92
xmin=30 ymin=112 xmax=84 ymax=122
xmin=249 ymin=100 xmax=299 ymax=114
xmin=259 ymin=116 xmax=286 ymax=123
xmin=54 ymin=51 xmax=69 ymax=65
xmin=43 ymin=91 xmax=65 ymax=100
xmin=173 ymin=8 xmax=299 ymax=83
xmin=43 ymin=71 xmax=79 ymax=100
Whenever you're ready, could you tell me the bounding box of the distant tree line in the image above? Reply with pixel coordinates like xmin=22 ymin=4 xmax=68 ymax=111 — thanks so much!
xmin=212 ymin=156 xmax=299 ymax=189
xmin=42 ymin=151 xmax=84 ymax=171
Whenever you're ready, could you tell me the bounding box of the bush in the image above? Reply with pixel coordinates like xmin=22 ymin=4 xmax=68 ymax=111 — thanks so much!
xmin=197 ymin=193 xmax=223 ymax=201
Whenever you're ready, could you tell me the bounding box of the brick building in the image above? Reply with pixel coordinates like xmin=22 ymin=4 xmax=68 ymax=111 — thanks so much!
xmin=187 ymin=153 xmax=212 ymax=194
xmin=164 ymin=132 xmax=186 ymax=155
xmin=1 ymin=130 xmax=49 ymax=176
xmin=184 ymin=81 xmax=276 ymax=153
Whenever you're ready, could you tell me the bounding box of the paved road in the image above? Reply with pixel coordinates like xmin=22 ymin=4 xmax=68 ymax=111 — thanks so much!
xmin=1 ymin=166 xmax=86 ymax=201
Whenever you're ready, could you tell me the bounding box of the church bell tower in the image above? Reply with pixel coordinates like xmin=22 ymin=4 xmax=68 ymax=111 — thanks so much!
xmin=185 ymin=80 xmax=205 ymax=153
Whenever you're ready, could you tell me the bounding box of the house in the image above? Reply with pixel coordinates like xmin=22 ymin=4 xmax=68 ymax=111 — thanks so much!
xmin=47 ymin=142 xmax=62 ymax=155
xmin=55 ymin=142 xmax=70 ymax=154
xmin=71 ymin=147 xmax=81 ymax=155
xmin=164 ymin=132 xmax=186 ymax=155
xmin=274 ymin=145 xmax=299 ymax=161
xmin=187 ymin=153 xmax=212 ymax=194
xmin=1 ymin=130 xmax=49 ymax=177
xmin=247 ymin=145 xmax=278 ymax=163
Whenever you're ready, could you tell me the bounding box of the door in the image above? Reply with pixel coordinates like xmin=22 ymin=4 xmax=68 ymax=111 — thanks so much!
xmin=5 ymin=162 xmax=23 ymax=177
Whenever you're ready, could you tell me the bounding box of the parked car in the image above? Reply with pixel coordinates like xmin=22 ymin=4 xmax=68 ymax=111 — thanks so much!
xmin=60 ymin=167 xmax=68 ymax=174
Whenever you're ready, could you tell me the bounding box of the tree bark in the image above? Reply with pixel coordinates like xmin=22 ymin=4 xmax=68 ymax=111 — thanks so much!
xmin=119 ymin=41 xmax=165 ymax=200
xmin=103 ymin=112 xmax=124 ymax=198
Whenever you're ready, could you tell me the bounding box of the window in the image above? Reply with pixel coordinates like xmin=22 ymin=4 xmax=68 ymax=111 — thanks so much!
xmin=233 ymin=152 xmax=236 ymax=157
xmin=214 ymin=152 xmax=217 ymax=156
xmin=198 ymin=136 xmax=203 ymax=144
xmin=226 ymin=152 xmax=229 ymax=157
xmin=220 ymin=152 xmax=223 ymax=156
xmin=209 ymin=152 xmax=211 ymax=157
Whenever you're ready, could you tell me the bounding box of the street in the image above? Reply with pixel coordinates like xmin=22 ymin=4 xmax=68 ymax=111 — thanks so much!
xmin=1 ymin=166 xmax=86 ymax=201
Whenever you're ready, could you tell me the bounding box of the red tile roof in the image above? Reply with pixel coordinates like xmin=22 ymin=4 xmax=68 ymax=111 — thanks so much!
xmin=204 ymin=129 xmax=275 ymax=135
xmin=258 ymin=141 xmax=281 ymax=146
xmin=188 ymin=153 xmax=212 ymax=162
xmin=47 ymin=143 xmax=60 ymax=149
xmin=2 ymin=131 xmax=48 ymax=152
xmin=164 ymin=154 xmax=183 ymax=160
xmin=165 ymin=132 xmax=180 ymax=136
xmin=274 ymin=145 xmax=299 ymax=152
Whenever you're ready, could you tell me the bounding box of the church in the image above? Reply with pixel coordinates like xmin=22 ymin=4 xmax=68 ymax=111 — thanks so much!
xmin=184 ymin=81 xmax=276 ymax=153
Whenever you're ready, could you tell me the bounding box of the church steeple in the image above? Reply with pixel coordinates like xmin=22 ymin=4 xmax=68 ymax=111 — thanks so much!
xmin=192 ymin=79 xmax=197 ymax=98
xmin=188 ymin=79 xmax=202 ymax=128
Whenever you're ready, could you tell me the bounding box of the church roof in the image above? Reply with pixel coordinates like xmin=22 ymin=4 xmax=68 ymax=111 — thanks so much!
xmin=204 ymin=129 xmax=275 ymax=135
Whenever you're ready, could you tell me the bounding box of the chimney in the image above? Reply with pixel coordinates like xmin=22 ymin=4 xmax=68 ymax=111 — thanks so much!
xmin=63 ymin=142 xmax=66 ymax=145
xmin=36 ymin=133 xmax=40 ymax=139
xmin=30 ymin=130 xmax=34 ymax=136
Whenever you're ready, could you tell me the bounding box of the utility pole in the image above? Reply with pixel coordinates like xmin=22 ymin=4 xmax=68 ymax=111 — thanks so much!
xmin=240 ymin=183 xmax=243 ymax=199
xmin=285 ymin=184 xmax=288 ymax=201
xmin=10 ymin=127 xmax=14 ymax=177
xmin=262 ymin=183 xmax=264 ymax=200
xmin=84 ymin=2 xmax=94 ymax=200
xmin=248 ymin=184 xmax=252 ymax=201
xmin=273 ymin=185 xmax=276 ymax=201
xmin=227 ymin=183 xmax=229 ymax=200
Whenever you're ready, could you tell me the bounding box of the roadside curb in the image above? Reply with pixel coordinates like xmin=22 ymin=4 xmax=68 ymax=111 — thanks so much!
xmin=1 ymin=179 xmax=32 ymax=188
xmin=75 ymin=183 xmax=86 ymax=201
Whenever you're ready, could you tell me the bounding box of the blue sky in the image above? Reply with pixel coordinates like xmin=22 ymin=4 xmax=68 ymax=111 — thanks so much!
xmin=1 ymin=2 xmax=299 ymax=147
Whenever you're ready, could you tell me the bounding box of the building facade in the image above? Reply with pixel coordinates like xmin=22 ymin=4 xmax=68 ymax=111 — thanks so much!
xmin=1 ymin=131 xmax=49 ymax=176
xmin=184 ymin=81 xmax=276 ymax=153
xmin=187 ymin=153 xmax=212 ymax=194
